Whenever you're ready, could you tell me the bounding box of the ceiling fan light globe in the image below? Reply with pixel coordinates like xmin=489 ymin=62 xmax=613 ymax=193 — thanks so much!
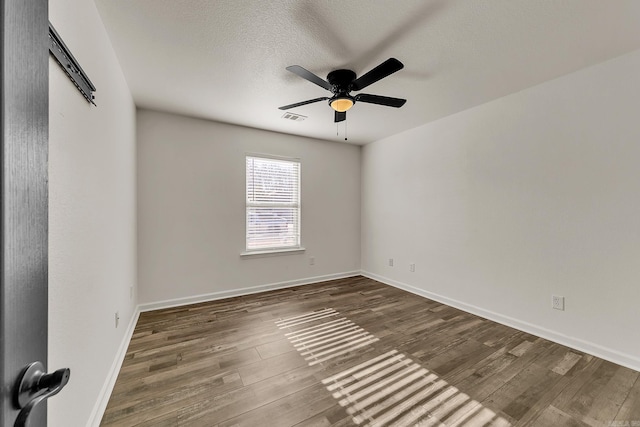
xmin=330 ymin=98 xmax=354 ymax=112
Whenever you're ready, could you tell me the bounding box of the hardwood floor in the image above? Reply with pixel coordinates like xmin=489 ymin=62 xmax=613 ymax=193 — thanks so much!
xmin=101 ymin=276 xmax=640 ymax=426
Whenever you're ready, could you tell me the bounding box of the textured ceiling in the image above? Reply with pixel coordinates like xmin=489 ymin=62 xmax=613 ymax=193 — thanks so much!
xmin=93 ymin=0 xmax=640 ymax=145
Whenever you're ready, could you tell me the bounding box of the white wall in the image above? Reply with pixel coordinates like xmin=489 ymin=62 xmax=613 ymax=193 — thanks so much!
xmin=137 ymin=110 xmax=361 ymax=306
xmin=362 ymin=49 xmax=640 ymax=370
xmin=48 ymin=0 xmax=137 ymax=425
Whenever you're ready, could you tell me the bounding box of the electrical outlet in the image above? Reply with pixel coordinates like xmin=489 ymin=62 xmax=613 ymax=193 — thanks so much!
xmin=409 ymin=263 xmax=415 ymax=272
xmin=552 ymin=295 xmax=565 ymax=311
xmin=388 ymin=258 xmax=394 ymax=267
xmin=309 ymin=256 xmax=315 ymax=266
xmin=115 ymin=311 xmax=120 ymax=328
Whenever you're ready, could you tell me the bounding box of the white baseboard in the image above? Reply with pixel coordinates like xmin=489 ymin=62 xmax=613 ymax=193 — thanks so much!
xmin=86 ymin=309 xmax=140 ymax=427
xmin=138 ymin=271 xmax=361 ymax=312
xmin=361 ymin=270 xmax=640 ymax=372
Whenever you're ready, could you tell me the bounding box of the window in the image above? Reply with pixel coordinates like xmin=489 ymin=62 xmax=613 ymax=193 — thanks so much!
xmin=245 ymin=155 xmax=300 ymax=252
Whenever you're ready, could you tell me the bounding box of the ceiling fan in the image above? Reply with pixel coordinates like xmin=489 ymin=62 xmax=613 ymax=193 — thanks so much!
xmin=279 ymin=58 xmax=407 ymax=123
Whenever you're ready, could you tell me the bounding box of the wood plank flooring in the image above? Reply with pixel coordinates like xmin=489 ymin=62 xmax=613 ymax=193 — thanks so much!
xmin=101 ymin=276 xmax=640 ymax=426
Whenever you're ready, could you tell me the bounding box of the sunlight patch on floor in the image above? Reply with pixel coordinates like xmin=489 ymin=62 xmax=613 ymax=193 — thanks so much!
xmin=323 ymin=350 xmax=512 ymax=426
xmin=276 ymin=309 xmax=512 ymax=426
xmin=277 ymin=308 xmax=379 ymax=366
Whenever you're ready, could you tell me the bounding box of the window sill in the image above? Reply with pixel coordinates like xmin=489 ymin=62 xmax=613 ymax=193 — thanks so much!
xmin=240 ymin=247 xmax=306 ymax=258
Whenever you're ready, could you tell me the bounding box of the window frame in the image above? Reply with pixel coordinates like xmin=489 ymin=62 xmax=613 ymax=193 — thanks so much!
xmin=241 ymin=153 xmax=304 ymax=257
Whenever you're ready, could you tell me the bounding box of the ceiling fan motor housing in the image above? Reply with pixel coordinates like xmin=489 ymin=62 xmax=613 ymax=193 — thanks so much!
xmin=327 ymin=69 xmax=356 ymax=93
xmin=327 ymin=69 xmax=357 ymax=107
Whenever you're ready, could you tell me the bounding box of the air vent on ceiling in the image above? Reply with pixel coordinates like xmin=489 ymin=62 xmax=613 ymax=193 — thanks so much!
xmin=282 ymin=112 xmax=307 ymax=122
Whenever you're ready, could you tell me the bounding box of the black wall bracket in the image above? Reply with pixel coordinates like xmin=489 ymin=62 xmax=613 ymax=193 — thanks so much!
xmin=49 ymin=22 xmax=97 ymax=105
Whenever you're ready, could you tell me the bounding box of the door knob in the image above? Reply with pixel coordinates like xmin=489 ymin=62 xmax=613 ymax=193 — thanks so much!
xmin=14 ymin=361 xmax=70 ymax=427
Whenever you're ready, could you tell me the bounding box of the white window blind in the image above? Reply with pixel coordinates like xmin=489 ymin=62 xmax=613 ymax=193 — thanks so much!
xmin=246 ymin=155 xmax=300 ymax=251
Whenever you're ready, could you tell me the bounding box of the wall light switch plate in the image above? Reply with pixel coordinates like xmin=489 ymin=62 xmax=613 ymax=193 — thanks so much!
xmin=552 ymin=295 xmax=565 ymax=311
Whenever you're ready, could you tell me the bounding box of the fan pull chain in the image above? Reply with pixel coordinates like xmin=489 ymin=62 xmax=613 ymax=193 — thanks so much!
xmin=336 ymin=121 xmax=348 ymax=141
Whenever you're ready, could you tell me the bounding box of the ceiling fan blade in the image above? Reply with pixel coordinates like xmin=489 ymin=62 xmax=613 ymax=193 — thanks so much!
xmin=286 ymin=65 xmax=332 ymax=91
xmin=279 ymin=97 xmax=329 ymax=110
xmin=351 ymin=58 xmax=404 ymax=91
xmin=355 ymin=93 xmax=406 ymax=108
xmin=335 ymin=111 xmax=346 ymax=123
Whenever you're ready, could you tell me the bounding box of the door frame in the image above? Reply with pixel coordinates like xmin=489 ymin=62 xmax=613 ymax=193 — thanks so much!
xmin=1 ymin=0 xmax=50 ymax=425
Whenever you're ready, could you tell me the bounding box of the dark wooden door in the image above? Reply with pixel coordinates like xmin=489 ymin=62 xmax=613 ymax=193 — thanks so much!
xmin=1 ymin=0 xmax=50 ymax=425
